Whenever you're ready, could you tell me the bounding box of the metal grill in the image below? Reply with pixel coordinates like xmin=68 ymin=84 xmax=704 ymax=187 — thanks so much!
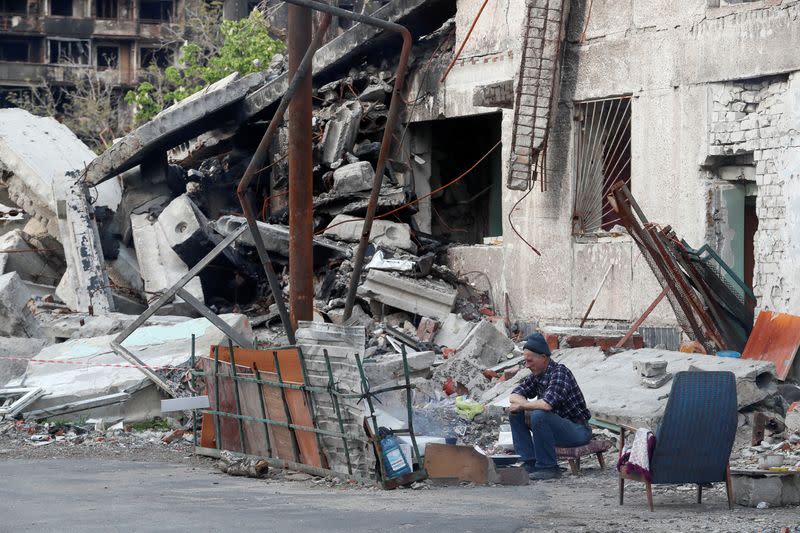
xmin=573 ymin=97 xmax=631 ymax=234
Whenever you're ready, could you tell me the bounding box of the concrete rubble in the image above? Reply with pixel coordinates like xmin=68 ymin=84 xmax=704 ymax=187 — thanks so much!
xmin=0 ymin=0 xmax=798 ymax=505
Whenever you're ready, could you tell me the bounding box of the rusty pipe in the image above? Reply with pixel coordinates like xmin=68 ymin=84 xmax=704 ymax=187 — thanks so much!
xmin=237 ymin=13 xmax=333 ymax=345
xmin=239 ymin=0 xmax=413 ymax=323
xmin=288 ymin=5 xmax=315 ymax=328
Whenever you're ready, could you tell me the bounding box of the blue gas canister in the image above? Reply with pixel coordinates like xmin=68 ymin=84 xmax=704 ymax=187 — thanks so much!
xmin=378 ymin=427 xmax=411 ymax=478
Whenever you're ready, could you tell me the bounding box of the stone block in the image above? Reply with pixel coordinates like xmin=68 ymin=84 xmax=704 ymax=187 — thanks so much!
xmin=356 ymin=270 xmax=456 ymax=319
xmin=0 ymin=229 xmax=60 ymax=284
xmin=433 ymin=313 xmax=475 ymax=349
xmin=323 ymin=214 xmax=416 ymax=253
xmin=732 ymin=474 xmax=798 ymax=507
xmin=416 ymin=317 xmax=439 ymax=342
xmin=358 ymin=84 xmax=388 ymax=103
xmin=0 ymin=272 xmax=44 ymax=338
xmin=0 ymin=336 xmax=48 ymax=387
xmin=632 ymin=359 xmax=668 ymax=378
xmin=332 ymin=161 xmax=375 ymax=194
xmin=362 ymin=350 xmax=435 ymax=384
xmin=455 ymin=319 xmax=515 ymax=367
xmin=321 ymin=101 xmax=362 ymax=166
xmin=158 ymin=194 xmax=213 ymax=266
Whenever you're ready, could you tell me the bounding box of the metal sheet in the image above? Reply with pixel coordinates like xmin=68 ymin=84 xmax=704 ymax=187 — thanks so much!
xmin=742 ymin=310 xmax=800 ymax=381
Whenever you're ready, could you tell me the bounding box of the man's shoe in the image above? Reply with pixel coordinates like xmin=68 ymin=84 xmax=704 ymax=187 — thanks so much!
xmin=522 ymin=461 xmax=537 ymax=474
xmin=529 ymin=467 xmax=562 ymax=481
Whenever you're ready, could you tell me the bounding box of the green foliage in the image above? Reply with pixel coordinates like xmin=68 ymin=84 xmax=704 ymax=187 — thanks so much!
xmin=130 ymin=418 xmax=172 ymax=432
xmin=125 ymin=10 xmax=284 ymax=125
xmin=123 ymin=80 xmax=162 ymax=126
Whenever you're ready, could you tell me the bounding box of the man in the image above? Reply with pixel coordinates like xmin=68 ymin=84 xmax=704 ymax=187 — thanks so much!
xmin=508 ymin=332 xmax=592 ymax=480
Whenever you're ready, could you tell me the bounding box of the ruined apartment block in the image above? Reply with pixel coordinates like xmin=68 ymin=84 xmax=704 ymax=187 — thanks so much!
xmin=0 ymin=0 xmax=185 ymax=100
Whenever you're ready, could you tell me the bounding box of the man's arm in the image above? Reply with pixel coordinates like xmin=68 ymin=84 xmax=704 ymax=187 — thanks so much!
xmin=508 ymin=394 xmax=552 ymax=413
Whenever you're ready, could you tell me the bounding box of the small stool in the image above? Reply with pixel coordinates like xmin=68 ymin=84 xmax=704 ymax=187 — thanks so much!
xmin=556 ymin=439 xmax=613 ymax=475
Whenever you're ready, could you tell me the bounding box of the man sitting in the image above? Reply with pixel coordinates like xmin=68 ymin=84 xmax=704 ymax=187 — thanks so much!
xmin=508 ymin=332 xmax=592 ymax=480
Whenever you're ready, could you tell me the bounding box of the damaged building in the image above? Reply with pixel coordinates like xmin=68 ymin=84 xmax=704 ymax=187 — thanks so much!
xmin=2 ymin=0 xmax=800 ymax=501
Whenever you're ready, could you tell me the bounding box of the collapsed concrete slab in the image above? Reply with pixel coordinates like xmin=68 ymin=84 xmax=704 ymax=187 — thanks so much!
xmin=0 ymin=229 xmax=60 ymax=284
xmin=130 ymin=212 xmax=204 ymax=316
xmin=11 ymin=314 xmax=253 ymax=420
xmin=324 ymin=214 xmax=416 ymax=253
xmin=357 ymin=270 xmax=456 ymax=319
xmin=0 ymin=272 xmax=43 ymax=338
xmin=0 ymin=108 xmax=121 ymax=239
xmin=332 ymin=161 xmax=374 ymax=194
xmin=82 ymin=72 xmax=268 ymax=186
xmin=39 ymin=312 xmax=188 ymax=343
xmin=0 ymin=337 xmax=48 ymax=387
xmin=548 ymin=348 xmax=777 ymax=428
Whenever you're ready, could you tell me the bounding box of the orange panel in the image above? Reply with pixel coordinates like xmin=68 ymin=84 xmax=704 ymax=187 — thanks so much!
xmin=201 ymin=346 xmax=324 ymax=467
xmin=742 ymin=311 xmax=800 ymax=380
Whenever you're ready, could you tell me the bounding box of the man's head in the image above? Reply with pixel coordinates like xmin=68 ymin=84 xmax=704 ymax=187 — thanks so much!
xmin=522 ymin=332 xmax=551 ymax=376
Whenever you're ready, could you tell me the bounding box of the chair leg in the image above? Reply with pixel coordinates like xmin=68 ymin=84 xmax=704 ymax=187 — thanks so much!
xmin=645 ymin=481 xmax=654 ymax=512
xmin=725 ymin=464 xmax=734 ymax=510
xmin=596 ymin=452 xmax=605 ymax=469
xmin=618 ymin=475 xmax=624 ymax=505
xmin=697 ymin=484 xmax=702 ymax=504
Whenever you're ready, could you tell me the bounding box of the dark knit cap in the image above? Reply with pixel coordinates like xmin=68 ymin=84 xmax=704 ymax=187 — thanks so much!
xmin=523 ymin=332 xmax=551 ymax=356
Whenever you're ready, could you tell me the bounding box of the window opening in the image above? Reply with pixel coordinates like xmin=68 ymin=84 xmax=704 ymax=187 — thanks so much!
xmin=50 ymin=0 xmax=72 ymax=16
xmin=49 ymin=39 xmax=90 ymax=64
xmin=0 ymin=0 xmax=26 ymax=15
xmin=572 ymin=96 xmax=632 ymax=234
xmin=139 ymin=0 xmax=172 ymax=21
xmin=139 ymin=46 xmax=171 ymax=68
xmin=0 ymin=39 xmax=30 ymax=61
xmin=96 ymin=45 xmax=118 ymax=69
xmin=95 ymin=0 xmax=118 ymax=18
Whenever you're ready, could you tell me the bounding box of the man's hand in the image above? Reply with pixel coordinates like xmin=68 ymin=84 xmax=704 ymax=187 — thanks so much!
xmin=508 ymin=394 xmax=529 ymax=413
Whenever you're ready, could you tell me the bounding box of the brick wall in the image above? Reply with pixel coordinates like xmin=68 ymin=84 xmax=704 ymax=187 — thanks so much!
xmin=709 ymin=75 xmax=791 ymax=311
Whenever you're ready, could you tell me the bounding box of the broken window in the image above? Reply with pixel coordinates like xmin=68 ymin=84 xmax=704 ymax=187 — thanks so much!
xmin=572 ymin=96 xmax=632 ymax=234
xmin=413 ymin=112 xmax=504 ymax=245
xmin=139 ymin=46 xmax=171 ymax=68
xmin=96 ymin=45 xmax=118 ymax=69
xmin=0 ymin=38 xmax=30 ymax=61
xmin=50 ymin=0 xmax=72 ymax=15
xmin=0 ymin=0 xmax=26 ymax=14
xmin=138 ymin=0 xmax=172 ymax=21
xmin=49 ymin=39 xmax=90 ymax=64
xmin=95 ymin=0 xmax=118 ymax=18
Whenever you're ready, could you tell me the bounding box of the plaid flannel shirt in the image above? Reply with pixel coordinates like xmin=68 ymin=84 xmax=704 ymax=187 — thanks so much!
xmin=512 ymin=359 xmax=591 ymax=423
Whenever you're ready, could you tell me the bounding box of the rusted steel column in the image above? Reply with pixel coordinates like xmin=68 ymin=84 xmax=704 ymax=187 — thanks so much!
xmin=288 ymin=5 xmax=315 ymax=327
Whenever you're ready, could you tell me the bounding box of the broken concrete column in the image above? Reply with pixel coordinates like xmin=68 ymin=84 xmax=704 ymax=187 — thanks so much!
xmin=332 ymin=161 xmax=375 ymax=194
xmin=158 ymin=194 xmax=214 ymax=265
xmin=0 ymin=272 xmax=43 ymax=338
xmin=53 ymin=171 xmax=115 ymax=314
xmin=130 ymin=212 xmax=204 ymax=316
xmin=321 ymin=101 xmax=362 ymax=166
xmin=0 ymin=109 xmax=121 ymax=241
xmin=0 ymin=229 xmax=60 ymax=284
xmin=323 ymin=214 xmax=417 ymax=253
xmin=357 ymin=270 xmax=457 ymax=319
